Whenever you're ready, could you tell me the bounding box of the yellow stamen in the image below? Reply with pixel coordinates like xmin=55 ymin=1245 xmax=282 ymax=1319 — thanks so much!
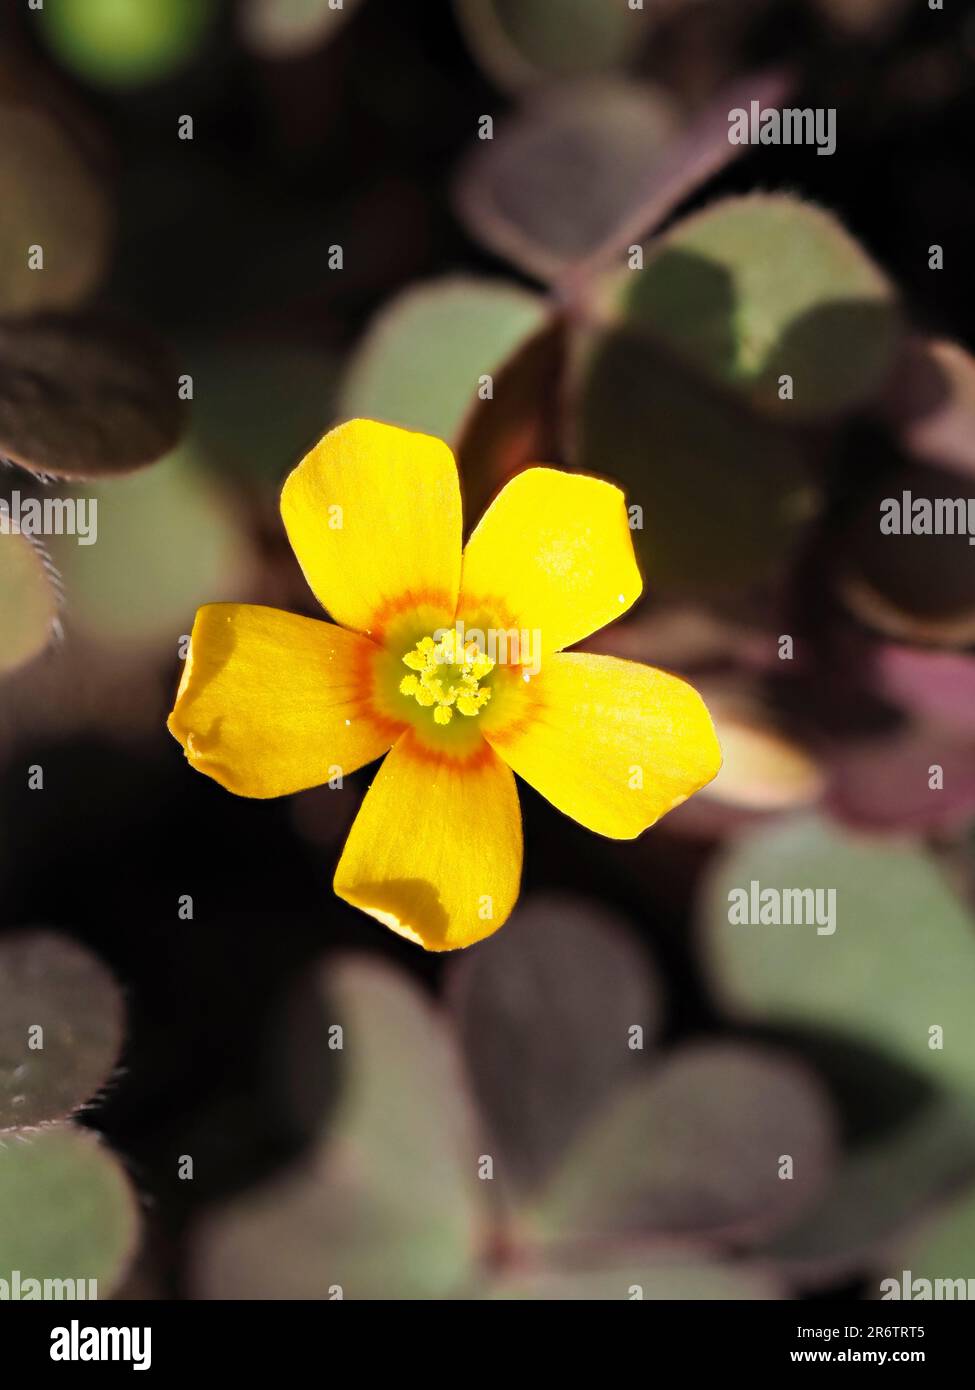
xmin=400 ymin=630 xmax=495 ymax=725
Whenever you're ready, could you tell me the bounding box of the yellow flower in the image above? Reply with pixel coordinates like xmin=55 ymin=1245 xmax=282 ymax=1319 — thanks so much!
xmin=168 ymin=419 xmax=721 ymax=950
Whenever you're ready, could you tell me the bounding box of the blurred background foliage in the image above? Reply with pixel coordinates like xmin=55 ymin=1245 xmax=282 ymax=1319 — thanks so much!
xmin=1 ymin=0 xmax=975 ymax=1299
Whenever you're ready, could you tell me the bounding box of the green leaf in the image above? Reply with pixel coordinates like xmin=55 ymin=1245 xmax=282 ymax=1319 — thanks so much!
xmin=536 ymin=1042 xmax=835 ymax=1243
xmin=454 ymin=0 xmax=650 ymax=92
xmin=0 ymin=103 xmax=109 ymax=316
xmin=57 ymin=444 xmax=249 ymax=645
xmin=0 ymin=529 xmax=59 ymax=676
xmin=0 ymin=931 xmax=125 ymax=1132
xmin=340 ymin=276 xmax=548 ymax=446
xmin=573 ymin=335 xmax=816 ymax=597
xmin=448 ymin=893 xmax=663 ymax=1197
xmin=195 ymin=958 xmax=483 ymax=1299
xmin=887 ymin=1176 xmax=975 ymax=1289
xmin=0 ymin=1124 xmax=139 ymax=1295
xmin=604 ymin=193 xmax=900 ymax=420
xmin=0 ymin=314 xmax=186 ymax=479
xmin=37 ymin=0 xmax=218 ymax=89
xmin=699 ymin=815 xmax=975 ymax=1100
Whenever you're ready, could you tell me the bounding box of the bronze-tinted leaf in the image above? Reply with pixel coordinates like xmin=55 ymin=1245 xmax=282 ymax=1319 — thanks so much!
xmin=0 ymin=103 xmax=110 ymax=316
xmin=0 ymin=314 xmax=186 ymax=478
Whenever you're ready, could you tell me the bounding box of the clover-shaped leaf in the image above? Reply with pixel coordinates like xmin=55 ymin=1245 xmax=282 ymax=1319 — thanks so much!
xmin=699 ymin=815 xmax=975 ymax=1100
xmin=455 ymin=80 xmax=678 ymax=282
xmin=0 ymin=1124 xmax=138 ymax=1295
xmin=596 ymin=193 xmax=900 ymax=421
xmin=0 ymin=102 xmax=110 ymax=317
xmin=766 ymin=1092 xmax=975 ymax=1283
xmin=340 ymin=276 xmax=549 ymax=446
xmin=0 ymin=930 xmax=125 ymax=1133
xmin=573 ymin=336 xmax=815 ymax=597
xmin=195 ymin=958 xmax=483 ymax=1299
xmin=454 ymin=0 xmax=651 ymax=93
xmin=0 ymin=314 xmax=186 ymax=479
xmin=57 ymin=445 xmax=249 ymax=645
xmin=448 ymin=893 xmax=662 ymax=1196
xmin=455 ymin=72 xmax=793 ymax=284
xmin=536 ymin=1042 xmax=835 ymax=1244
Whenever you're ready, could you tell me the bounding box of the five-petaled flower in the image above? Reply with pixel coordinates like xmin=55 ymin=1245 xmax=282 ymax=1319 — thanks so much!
xmin=168 ymin=419 xmax=721 ymax=950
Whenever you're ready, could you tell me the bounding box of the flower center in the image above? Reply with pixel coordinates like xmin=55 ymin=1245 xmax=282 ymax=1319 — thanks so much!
xmin=399 ymin=629 xmax=495 ymax=726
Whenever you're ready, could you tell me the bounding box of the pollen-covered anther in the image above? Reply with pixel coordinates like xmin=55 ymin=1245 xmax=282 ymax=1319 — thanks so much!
xmin=399 ymin=630 xmax=494 ymax=725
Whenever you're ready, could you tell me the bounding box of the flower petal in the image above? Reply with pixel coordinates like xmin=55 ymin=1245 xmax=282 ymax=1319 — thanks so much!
xmin=168 ymin=604 xmax=393 ymax=798
xmin=280 ymin=419 xmax=462 ymax=637
xmin=458 ymin=467 xmax=642 ymax=653
xmin=334 ymin=731 xmax=522 ymax=951
xmin=485 ymin=652 xmax=720 ymax=839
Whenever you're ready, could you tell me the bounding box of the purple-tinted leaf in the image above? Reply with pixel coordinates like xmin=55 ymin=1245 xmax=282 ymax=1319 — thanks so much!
xmin=195 ymin=958 xmax=484 ymax=1299
xmin=882 ymin=338 xmax=975 ymax=479
xmin=572 ymin=69 xmax=796 ymax=279
xmin=448 ymin=894 xmax=662 ymax=1198
xmin=870 ymin=644 xmax=975 ymax=732
xmin=0 ymin=930 xmax=125 ymax=1132
xmin=537 ymin=1042 xmax=836 ymax=1244
xmin=767 ymin=1093 xmax=975 ymax=1286
xmin=455 ymin=79 xmax=680 ymax=283
xmin=825 ymin=723 xmax=975 ymax=833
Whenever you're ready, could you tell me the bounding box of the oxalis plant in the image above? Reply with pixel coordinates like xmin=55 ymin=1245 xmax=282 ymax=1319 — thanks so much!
xmin=0 ymin=931 xmax=138 ymax=1299
xmin=0 ymin=73 xmax=186 ymax=684
xmin=3 ymin=0 xmax=975 ymax=1307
